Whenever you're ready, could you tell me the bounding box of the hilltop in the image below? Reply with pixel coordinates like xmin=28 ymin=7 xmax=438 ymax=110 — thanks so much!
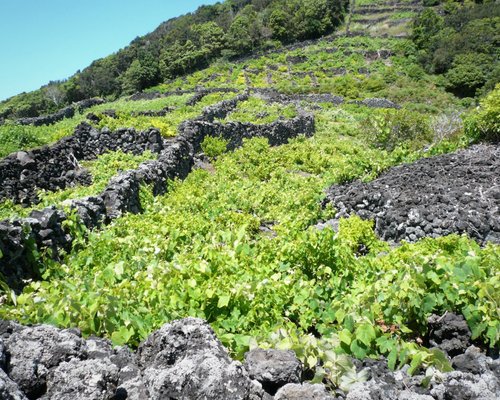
xmin=0 ymin=0 xmax=499 ymax=399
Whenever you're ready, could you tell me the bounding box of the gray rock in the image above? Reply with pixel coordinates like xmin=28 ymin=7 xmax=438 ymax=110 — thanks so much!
xmin=111 ymin=346 xmax=150 ymax=399
xmin=452 ymin=346 xmax=488 ymax=374
xmin=115 ymin=371 xmax=150 ymax=400
xmin=4 ymin=324 xmax=86 ymax=398
xmin=245 ymin=348 xmax=302 ymax=394
xmin=41 ymin=358 xmax=119 ymax=400
xmin=428 ymin=312 xmax=472 ymax=357
xmin=15 ymin=152 xmax=35 ymax=168
xmin=322 ymin=144 xmax=500 ymax=245
xmin=0 ymin=338 xmax=6 ymax=370
xmin=0 ymin=369 xmax=28 ymax=400
xmin=249 ymin=379 xmax=275 ymax=400
xmin=430 ymin=370 xmax=500 ymax=400
xmin=136 ymin=317 xmax=252 ymax=400
xmin=346 ymin=381 xmax=434 ymax=400
xmin=274 ymin=382 xmax=336 ymax=399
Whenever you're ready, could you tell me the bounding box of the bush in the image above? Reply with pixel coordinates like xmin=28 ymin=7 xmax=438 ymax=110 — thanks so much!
xmin=0 ymin=124 xmax=44 ymax=157
xmin=445 ymin=53 xmax=495 ymax=98
xmin=364 ymin=109 xmax=433 ymax=151
xmin=464 ymin=84 xmax=500 ymax=143
xmin=201 ymin=135 xmax=229 ymax=158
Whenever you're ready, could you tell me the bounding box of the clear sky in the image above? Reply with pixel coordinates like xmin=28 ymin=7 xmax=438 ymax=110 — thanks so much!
xmin=0 ymin=0 xmax=219 ymax=101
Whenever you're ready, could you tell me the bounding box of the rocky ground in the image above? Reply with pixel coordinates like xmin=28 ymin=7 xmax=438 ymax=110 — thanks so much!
xmin=0 ymin=313 xmax=498 ymax=400
xmin=322 ymin=144 xmax=500 ymax=245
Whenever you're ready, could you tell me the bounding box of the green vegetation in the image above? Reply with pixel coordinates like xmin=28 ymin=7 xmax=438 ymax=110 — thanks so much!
xmin=219 ymin=97 xmax=297 ymax=124
xmin=364 ymin=108 xmax=433 ymax=151
xmin=94 ymin=92 xmax=238 ymax=137
xmin=0 ymin=0 xmax=499 ymax=389
xmin=201 ymin=136 xmax=229 ymax=158
xmin=464 ymin=84 xmax=500 ymax=143
xmin=0 ymin=92 xmax=239 ymax=157
xmin=0 ymin=118 xmax=85 ymax=158
xmin=412 ymin=2 xmax=500 ymax=98
xmin=0 ymin=150 xmax=155 ymax=221
xmin=149 ymin=35 xmax=459 ymax=113
xmin=1 ymin=106 xmax=487 ymax=375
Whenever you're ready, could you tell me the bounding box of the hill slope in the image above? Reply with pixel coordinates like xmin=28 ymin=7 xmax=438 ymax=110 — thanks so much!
xmin=0 ymin=0 xmax=349 ymax=119
xmin=0 ymin=0 xmax=499 ymax=399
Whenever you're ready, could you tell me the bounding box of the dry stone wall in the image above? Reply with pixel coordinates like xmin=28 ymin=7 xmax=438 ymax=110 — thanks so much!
xmin=251 ymin=88 xmax=400 ymax=109
xmin=13 ymin=98 xmax=105 ymax=126
xmin=322 ymin=144 xmax=500 ymax=245
xmin=0 ymin=123 xmax=164 ymax=206
xmin=0 ymin=94 xmax=315 ymax=291
xmin=0 ymin=314 xmax=497 ymax=400
xmin=128 ymin=87 xmax=238 ymax=102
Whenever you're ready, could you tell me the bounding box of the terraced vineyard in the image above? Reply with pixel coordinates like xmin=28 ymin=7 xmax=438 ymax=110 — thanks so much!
xmin=0 ymin=1 xmax=499 ymax=399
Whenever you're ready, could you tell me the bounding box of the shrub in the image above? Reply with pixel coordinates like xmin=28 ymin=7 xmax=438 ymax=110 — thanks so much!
xmin=201 ymin=136 xmax=229 ymax=158
xmin=464 ymin=84 xmax=500 ymax=143
xmin=0 ymin=124 xmax=45 ymax=157
xmin=364 ymin=109 xmax=433 ymax=151
xmin=445 ymin=53 xmax=495 ymax=98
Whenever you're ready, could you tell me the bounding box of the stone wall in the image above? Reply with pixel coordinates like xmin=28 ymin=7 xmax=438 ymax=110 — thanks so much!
xmin=180 ymin=111 xmax=314 ymax=153
xmin=14 ymin=98 xmax=105 ymax=126
xmin=322 ymin=144 xmax=500 ymax=245
xmin=0 ymin=314 xmax=497 ymax=400
xmin=251 ymin=88 xmax=400 ymax=109
xmin=0 ymin=123 xmax=164 ymax=205
xmin=0 ymin=94 xmax=315 ymax=291
xmin=129 ymin=87 xmax=239 ymax=102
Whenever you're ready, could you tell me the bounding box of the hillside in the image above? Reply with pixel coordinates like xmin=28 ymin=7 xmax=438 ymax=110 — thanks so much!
xmin=0 ymin=0 xmax=349 ymax=119
xmin=0 ymin=0 xmax=499 ymax=399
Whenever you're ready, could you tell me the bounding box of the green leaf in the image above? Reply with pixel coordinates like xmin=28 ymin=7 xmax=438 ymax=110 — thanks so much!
xmin=422 ymin=294 xmax=436 ymax=313
xmin=111 ymin=326 xmax=134 ymax=346
xmin=387 ymin=347 xmax=398 ymax=370
xmin=355 ymin=323 xmax=376 ymax=347
xmin=217 ymin=295 xmax=231 ymax=308
xmin=470 ymin=321 xmax=488 ymax=340
xmin=307 ymin=355 xmax=318 ymax=369
xmin=426 ymin=270 xmax=440 ymax=284
xmin=344 ymin=315 xmax=355 ymax=332
xmin=429 ymin=348 xmax=453 ymax=372
xmin=350 ymin=339 xmax=367 ymax=359
xmin=486 ymin=324 xmax=499 ymax=346
xmin=408 ymin=352 xmax=424 ymax=375
xmin=376 ymin=336 xmax=396 ymax=354
xmin=113 ymin=261 xmax=125 ymax=278
xmin=339 ymin=329 xmax=352 ymax=346
xmin=335 ymin=309 xmax=346 ymax=324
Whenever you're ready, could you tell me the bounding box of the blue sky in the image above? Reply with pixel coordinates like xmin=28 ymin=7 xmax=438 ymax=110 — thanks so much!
xmin=0 ymin=0 xmax=219 ymax=101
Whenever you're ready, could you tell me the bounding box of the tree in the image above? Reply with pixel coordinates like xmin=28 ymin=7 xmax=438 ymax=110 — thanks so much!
xmin=294 ymin=0 xmax=333 ymax=40
xmin=192 ymin=22 xmax=226 ymax=61
xmin=43 ymin=83 xmax=64 ymax=106
xmin=62 ymin=77 xmax=84 ymax=104
xmin=160 ymin=40 xmax=205 ymax=80
xmin=120 ymin=59 xmax=159 ymax=94
xmin=445 ymin=53 xmax=495 ymax=97
xmin=269 ymin=8 xmax=293 ymax=42
xmin=78 ymin=56 xmax=120 ymax=98
xmin=226 ymin=14 xmax=254 ymax=54
xmin=412 ymin=9 xmax=444 ymax=50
